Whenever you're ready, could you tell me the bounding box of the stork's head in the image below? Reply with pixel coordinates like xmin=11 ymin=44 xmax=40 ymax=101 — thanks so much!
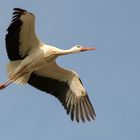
xmin=71 ymin=45 xmax=96 ymax=53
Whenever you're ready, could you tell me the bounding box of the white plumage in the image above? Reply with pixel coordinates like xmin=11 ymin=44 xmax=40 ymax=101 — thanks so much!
xmin=0 ymin=8 xmax=96 ymax=122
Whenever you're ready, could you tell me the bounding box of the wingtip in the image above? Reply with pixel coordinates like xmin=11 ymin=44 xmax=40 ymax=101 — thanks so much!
xmin=13 ymin=8 xmax=27 ymax=13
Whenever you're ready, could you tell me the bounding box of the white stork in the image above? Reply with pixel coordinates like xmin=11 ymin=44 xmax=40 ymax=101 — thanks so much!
xmin=0 ymin=8 xmax=96 ymax=122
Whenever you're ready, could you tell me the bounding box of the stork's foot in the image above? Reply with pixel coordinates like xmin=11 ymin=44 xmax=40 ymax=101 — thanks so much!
xmin=0 ymin=84 xmax=6 ymax=90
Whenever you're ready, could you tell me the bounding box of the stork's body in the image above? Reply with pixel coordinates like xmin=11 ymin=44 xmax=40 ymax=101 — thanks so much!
xmin=12 ymin=44 xmax=58 ymax=77
xmin=0 ymin=8 xmax=96 ymax=122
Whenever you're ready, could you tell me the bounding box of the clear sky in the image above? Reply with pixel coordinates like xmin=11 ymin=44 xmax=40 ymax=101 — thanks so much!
xmin=0 ymin=0 xmax=140 ymax=140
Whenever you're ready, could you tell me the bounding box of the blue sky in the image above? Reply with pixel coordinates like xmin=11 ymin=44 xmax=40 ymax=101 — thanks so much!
xmin=0 ymin=0 xmax=140 ymax=139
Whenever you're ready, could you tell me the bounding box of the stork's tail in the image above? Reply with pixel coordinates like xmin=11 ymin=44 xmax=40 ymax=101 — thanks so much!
xmin=7 ymin=61 xmax=31 ymax=85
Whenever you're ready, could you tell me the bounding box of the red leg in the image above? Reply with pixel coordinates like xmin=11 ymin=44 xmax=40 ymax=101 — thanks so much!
xmin=0 ymin=80 xmax=12 ymax=90
xmin=0 ymin=83 xmax=7 ymax=90
xmin=0 ymin=71 xmax=29 ymax=90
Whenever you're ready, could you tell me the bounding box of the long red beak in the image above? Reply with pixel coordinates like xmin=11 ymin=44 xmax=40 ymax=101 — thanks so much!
xmin=80 ymin=47 xmax=96 ymax=51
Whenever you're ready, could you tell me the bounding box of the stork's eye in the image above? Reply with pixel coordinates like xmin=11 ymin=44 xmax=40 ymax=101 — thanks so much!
xmin=77 ymin=45 xmax=82 ymax=48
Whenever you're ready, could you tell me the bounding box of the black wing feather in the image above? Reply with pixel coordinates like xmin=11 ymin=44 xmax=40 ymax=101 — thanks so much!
xmin=5 ymin=8 xmax=28 ymax=60
xmin=28 ymin=73 xmax=96 ymax=122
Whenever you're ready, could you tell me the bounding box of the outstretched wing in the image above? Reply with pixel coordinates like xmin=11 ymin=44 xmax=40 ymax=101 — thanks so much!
xmin=28 ymin=61 xmax=96 ymax=122
xmin=5 ymin=8 xmax=42 ymax=61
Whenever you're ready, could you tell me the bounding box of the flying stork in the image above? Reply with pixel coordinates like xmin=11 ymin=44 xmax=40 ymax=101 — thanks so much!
xmin=0 ymin=8 xmax=96 ymax=122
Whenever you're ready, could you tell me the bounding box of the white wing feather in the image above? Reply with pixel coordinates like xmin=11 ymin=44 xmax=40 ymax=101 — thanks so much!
xmin=20 ymin=12 xmax=42 ymax=57
xmin=35 ymin=61 xmax=86 ymax=97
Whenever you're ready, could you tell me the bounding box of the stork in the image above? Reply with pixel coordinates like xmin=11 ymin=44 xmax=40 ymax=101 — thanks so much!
xmin=0 ymin=8 xmax=96 ymax=122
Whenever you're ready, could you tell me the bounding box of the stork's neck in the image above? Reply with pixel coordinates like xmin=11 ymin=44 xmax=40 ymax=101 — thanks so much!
xmin=58 ymin=48 xmax=79 ymax=56
xmin=45 ymin=45 xmax=80 ymax=56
